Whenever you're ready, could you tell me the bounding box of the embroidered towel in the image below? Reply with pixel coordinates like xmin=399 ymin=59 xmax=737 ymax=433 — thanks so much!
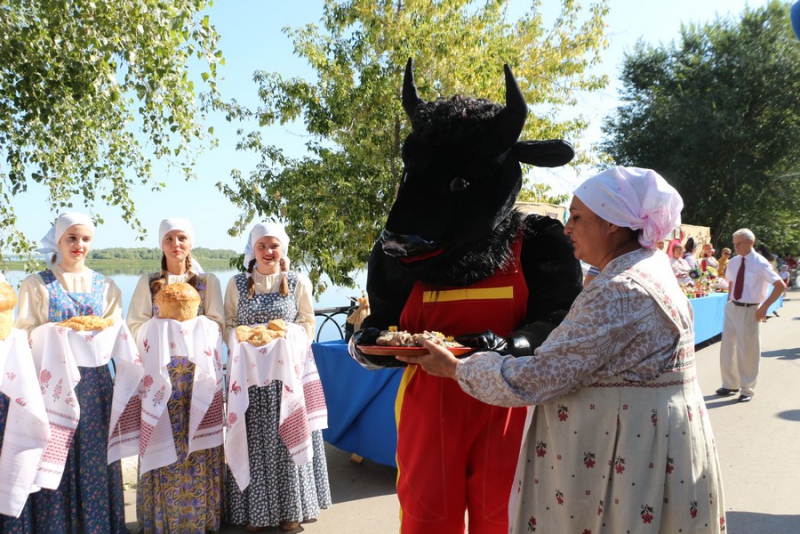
xmin=30 ymin=322 xmax=142 ymax=490
xmin=225 ymin=322 xmax=327 ymax=491
xmin=134 ymin=316 xmax=224 ymax=475
xmin=0 ymin=328 xmax=51 ymax=517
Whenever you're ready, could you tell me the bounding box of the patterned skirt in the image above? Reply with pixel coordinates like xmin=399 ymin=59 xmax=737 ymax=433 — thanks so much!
xmin=225 ymin=381 xmax=331 ymax=528
xmin=137 ymin=357 xmax=224 ymax=534
xmin=7 ymin=365 xmax=127 ymax=534
xmin=510 ymin=369 xmax=726 ymax=533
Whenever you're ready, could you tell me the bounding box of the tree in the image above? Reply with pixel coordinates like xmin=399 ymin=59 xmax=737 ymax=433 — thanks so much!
xmin=0 ymin=0 xmax=222 ymax=269
xmin=517 ymin=182 xmax=570 ymax=205
xmin=600 ymin=0 xmax=800 ymax=253
xmin=218 ymin=0 xmax=609 ymax=291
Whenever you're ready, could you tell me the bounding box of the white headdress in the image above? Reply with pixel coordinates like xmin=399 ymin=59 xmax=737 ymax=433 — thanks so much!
xmin=574 ymin=166 xmax=683 ymax=249
xmin=37 ymin=212 xmax=95 ymax=265
xmin=158 ymin=218 xmax=203 ymax=272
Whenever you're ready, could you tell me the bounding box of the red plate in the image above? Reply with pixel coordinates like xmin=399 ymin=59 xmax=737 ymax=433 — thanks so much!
xmin=359 ymin=345 xmax=473 ymax=357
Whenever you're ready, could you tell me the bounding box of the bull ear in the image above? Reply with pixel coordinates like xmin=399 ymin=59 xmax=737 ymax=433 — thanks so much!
xmin=402 ymin=58 xmax=422 ymax=118
xmin=492 ymin=64 xmax=528 ymax=147
xmin=512 ymin=140 xmax=575 ymax=168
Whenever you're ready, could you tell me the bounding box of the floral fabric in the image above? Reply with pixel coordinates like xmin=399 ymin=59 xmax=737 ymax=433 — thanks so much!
xmin=137 ymin=356 xmax=224 ymax=533
xmin=133 ymin=271 xmax=224 ymax=533
xmin=225 ymin=272 xmax=331 ymax=528
xmin=41 ymin=269 xmax=104 ymax=322
xmin=456 ymin=248 xmax=726 ymax=533
xmin=19 ymin=269 xmax=128 ymax=533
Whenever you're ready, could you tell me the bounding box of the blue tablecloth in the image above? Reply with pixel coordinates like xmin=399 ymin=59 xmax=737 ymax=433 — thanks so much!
xmin=312 ymin=340 xmax=401 ymax=467
xmin=689 ymin=292 xmax=783 ymax=343
xmin=312 ymin=293 xmax=783 ymax=467
xmin=690 ymin=293 xmax=728 ymax=343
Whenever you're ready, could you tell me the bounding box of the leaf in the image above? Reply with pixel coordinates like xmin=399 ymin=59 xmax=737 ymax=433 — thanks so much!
xmin=221 ymin=0 xmax=609 ymax=292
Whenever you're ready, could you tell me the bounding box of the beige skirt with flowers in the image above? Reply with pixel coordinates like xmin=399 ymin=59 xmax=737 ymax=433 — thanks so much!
xmin=509 ymin=369 xmax=726 ymax=533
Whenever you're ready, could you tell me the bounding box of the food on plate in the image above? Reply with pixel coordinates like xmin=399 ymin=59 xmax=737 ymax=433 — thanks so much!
xmin=56 ymin=315 xmax=114 ymax=331
xmin=0 ymin=282 xmax=18 ymax=340
xmin=154 ymin=282 xmax=201 ymax=321
xmin=235 ymin=322 xmax=287 ymax=347
xmin=376 ymin=328 xmax=463 ymax=348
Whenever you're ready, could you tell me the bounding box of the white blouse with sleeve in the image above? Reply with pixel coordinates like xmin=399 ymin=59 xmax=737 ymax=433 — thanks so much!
xmin=223 ymin=271 xmax=315 ymax=342
xmin=126 ymin=271 xmax=225 ymax=339
xmin=14 ymin=265 xmax=123 ymax=335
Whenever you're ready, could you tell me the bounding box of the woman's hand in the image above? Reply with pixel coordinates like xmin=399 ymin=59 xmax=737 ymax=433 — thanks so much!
xmin=395 ymin=340 xmax=460 ymax=379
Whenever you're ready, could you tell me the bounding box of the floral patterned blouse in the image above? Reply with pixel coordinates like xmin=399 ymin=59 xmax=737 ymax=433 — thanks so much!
xmin=456 ymin=248 xmax=693 ymax=406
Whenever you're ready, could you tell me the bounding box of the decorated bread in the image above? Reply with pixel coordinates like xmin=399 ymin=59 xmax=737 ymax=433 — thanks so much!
xmin=155 ymin=282 xmax=201 ymax=321
xmin=57 ymin=315 xmax=114 ymax=331
xmin=376 ymin=328 xmax=462 ymax=348
xmin=0 ymin=282 xmax=17 ymax=341
xmin=235 ymin=321 xmax=287 ymax=347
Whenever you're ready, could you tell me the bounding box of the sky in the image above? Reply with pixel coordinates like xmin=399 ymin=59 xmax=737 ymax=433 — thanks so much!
xmin=7 ymin=0 xmax=778 ymax=252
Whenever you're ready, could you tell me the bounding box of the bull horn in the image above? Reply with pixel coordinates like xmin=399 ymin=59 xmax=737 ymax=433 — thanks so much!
xmin=402 ymin=58 xmax=422 ymax=117
xmin=493 ymin=64 xmax=527 ymax=145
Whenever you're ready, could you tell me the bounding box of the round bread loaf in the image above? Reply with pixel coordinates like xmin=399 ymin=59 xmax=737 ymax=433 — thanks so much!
xmin=0 ymin=283 xmax=17 ymax=341
xmin=154 ymin=282 xmax=201 ymax=321
xmin=57 ymin=315 xmax=114 ymax=331
xmin=0 ymin=282 xmax=16 ymax=313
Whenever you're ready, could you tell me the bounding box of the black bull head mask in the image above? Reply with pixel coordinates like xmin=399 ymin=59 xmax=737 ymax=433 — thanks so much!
xmin=381 ymin=59 xmax=574 ymax=260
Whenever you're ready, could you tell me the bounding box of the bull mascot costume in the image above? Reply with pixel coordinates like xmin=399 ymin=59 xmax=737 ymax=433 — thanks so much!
xmin=350 ymin=59 xmax=583 ymax=533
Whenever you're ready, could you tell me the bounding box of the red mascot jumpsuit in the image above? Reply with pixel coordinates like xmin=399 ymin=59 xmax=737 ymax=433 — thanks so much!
xmin=396 ymin=237 xmax=528 ymax=533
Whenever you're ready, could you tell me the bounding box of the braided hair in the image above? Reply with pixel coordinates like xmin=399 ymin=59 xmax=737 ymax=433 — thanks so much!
xmin=246 ymin=257 xmax=290 ymax=298
xmin=246 ymin=258 xmax=257 ymax=299
xmin=149 ymin=251 xmax=200 ymax=297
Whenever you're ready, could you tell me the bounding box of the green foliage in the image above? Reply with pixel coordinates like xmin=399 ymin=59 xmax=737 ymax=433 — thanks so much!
xmin=600 ymin=0 xmax=800 ymax=253
xmin=218 ymin=0 xmax=609 ymax=292
xmin=518 ymin=182 xmax=570 ymax=205
xmin=0 ymin=0 xmax=223 ymax=261
xmin=88 ymin=246 xmax=237 ymax=261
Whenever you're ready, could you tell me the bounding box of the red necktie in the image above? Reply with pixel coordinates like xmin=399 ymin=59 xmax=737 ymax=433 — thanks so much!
xmin=733 ymin=257 xmax=745 ymax=301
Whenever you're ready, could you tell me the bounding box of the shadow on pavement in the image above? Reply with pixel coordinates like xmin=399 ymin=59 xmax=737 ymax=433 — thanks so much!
xmin=324 ymin=444 xmax=397 ymax=505
xmin=724 ymin=511 xmax=800 ymax=533
xmin=762 ymin=347 xmax=800 ymax=360
xmin=702 ymin=395 xmax=743 ymax=410
xmin=776 ymin=409 xmax=800 ymax=422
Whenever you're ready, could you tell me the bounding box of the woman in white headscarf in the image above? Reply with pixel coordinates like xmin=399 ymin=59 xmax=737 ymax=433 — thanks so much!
xmin=126 ymin=218 xmax=225 ymax=533
xmin=223 ymin=222 xmax=330 ymax=532
xmin=127 ymin=218 xmax=223 ymax=337
xmin=397 ymin=167 xmax=726 ymax=533
xmin=11 ymin=212 xmax=127 ymax=532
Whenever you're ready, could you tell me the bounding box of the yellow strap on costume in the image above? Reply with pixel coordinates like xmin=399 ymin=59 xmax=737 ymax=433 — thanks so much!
xmin=422 ymin=286 xmax=513 ymax=303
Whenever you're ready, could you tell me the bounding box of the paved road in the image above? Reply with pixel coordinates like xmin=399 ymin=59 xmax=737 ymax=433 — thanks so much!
xmin=123 ymin=289 xmax=800 ymax=533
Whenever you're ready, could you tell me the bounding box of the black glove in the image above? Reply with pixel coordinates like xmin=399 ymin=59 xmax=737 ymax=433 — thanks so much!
xmin=350 ymin=328 xmax=407 ymax=369
xmin=353 ymin=327 xmax=381 ymax=346
xmin=454 ymin=330 xmax=509 ymax=354
xmin=506 ymin=321 xmax=558 ymax=357
xmin=455 ymin=322 xmax=557 ymax=358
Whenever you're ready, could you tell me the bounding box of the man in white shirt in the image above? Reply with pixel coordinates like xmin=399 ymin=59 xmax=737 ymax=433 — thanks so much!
xmin=716 ymin=228 xmax=786 ymax=402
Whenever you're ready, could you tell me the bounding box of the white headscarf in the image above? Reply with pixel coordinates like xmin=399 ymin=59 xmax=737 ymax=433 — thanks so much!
xmin=37 ymin=212 xmax=95 ymax=264
xmin=574 ymin=166 xmax=684 ymax=249
xmin=158 ymin=218 xmax=195 ymax=245
xmin=158 ymin=218 xmax=203 ymax=273
xmin=244 ymin=222 xmax=290 ymax=272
